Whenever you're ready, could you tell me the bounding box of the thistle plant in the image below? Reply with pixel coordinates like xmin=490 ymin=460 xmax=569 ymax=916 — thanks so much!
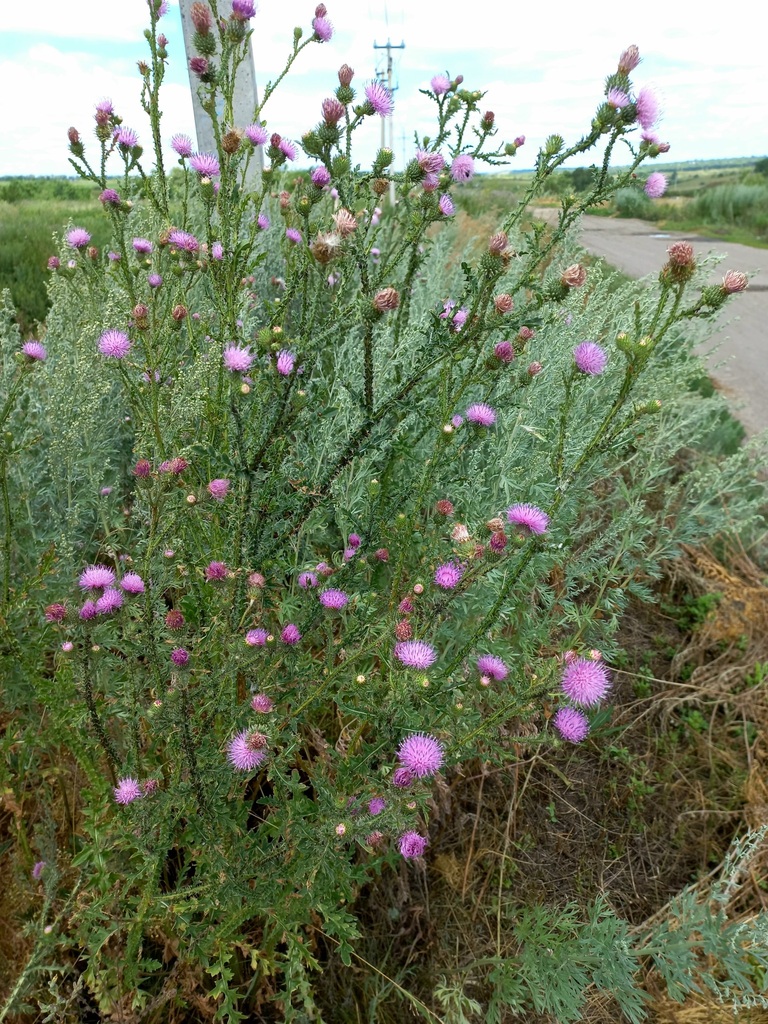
xmin=0 ymin=3 xmax=763 ymax=1020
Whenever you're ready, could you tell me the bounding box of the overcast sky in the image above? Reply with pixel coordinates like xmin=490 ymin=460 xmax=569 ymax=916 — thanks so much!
xmin=1 ymin=0 xmax=766 ymax=178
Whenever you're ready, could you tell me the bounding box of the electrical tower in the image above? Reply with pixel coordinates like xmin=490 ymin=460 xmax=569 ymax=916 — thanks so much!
xmin=373 ymin=37 xmax=405 ymax=205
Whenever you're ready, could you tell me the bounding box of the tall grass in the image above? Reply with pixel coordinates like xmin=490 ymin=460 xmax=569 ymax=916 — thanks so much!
xmin=690 ymin=182 xmax=768 ymax=232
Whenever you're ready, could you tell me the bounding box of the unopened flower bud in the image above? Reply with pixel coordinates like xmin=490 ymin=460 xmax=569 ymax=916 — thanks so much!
xmin=338 ymin=63 xmax=354 ymax=86
xmin=190 ymin=1 xmax=212 ymax=32
xmin=373 ymin=287 xmax=400 ymax=312
xmin=518 ymin=326 xmax=535 ymax=342
xmin=372 ymin=177 xmax=388 ymax=196
xmin=488 ymin=231 xmax=509 ymax=255
xmin=481 ymin=110 xmax=495 ymax=129
xmin=395 ymin=619 xmax=413 ymax=641
xmin=435 ymin=499 xmax=454 ymax=516
xmin=618 ymin=44 xmax=641 ymax=74
xmin=722 ymin=270 xmax=748 ymax=294
xmin=68 ymin=127 xmax=80 ymax=145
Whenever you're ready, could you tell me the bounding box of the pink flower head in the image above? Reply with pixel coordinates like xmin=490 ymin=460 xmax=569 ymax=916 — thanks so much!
xmin=66 ymin=228 xmax=91 ymax=249
xmin=561 ymin=657 xmax=611 ymax=707
xmin=171 ymin=133 xmax=193 ymax=157
xmin=228 ymin=729 xmax=268 ymax=771
xmin=430 ymin=73 xmax=451 ymax=95
xmin=278 ymin=138 xmax=298 ymax=161
xmin=45 ymin=603 xmax=67 ymax=622
xmin=246 ymin=628 xmax=268 ymax=646
xmin=618 ymin=44 xmax=641 ymax=73
xmin=607 ymin=88 xmax=629 ymax=109
xmin=257 ymin=213 xmax=270 ymax=230
xmin=494 ymin=341 xmax=514 ymax=363
xmin=120 ymin=572 xmax=145 ymax=594
xmin=553 ymin=706 xmax=590 ymax=743
xmin=397 ymin=733 xmax=444 ymax=777
xmin=394 ymin=640 xmax=437 ymax=669
xmin=311 ymin=166 xmax=331 ymax=187
xmin=32 ymin=860 xmax=46 ymax=879
xmin=506 ymin=503 xmax=549 ymax=535
xmin=434 ymin=562 xmax=462 ymax=589
xmin=399 ymin=831 xmax=428 ymax=858
xmin=205 ymin=561 xmax=228 ymax=581
xmin=285 ymin=228 xmax=302 ymax=244
xmin=148 ymin=273 xmax=163 ymax=288
xmin=573 ymin=341 xmax=607 ymax=375
xmin=322 ymin=97 xmax=345 ymax=125
xmin=231 ymin=0 xmax=256 ymax=16
xmin=319 ymin=588 xmax=349 ymax=609
xmin=477 ymin=654 xmax=508 ymax=680
xmin=132 ymin=237 xmax=153 ymax=255
xmin=276 ymin=349 xmax=295 ymax=376
xmin=298 ymin=571 xmax=318 ymax=589
xmin=99 ymin=188 xmax=121 ymax=205
xmin=392 ymin=766 xmax=415 ymax=788
xmin=251 ymin=693 xmax=274 ymax=712
xmin=61 ymin=641 xmax=74 ymax=651
xmin=438 ymin=193 xmax=455 ymax=216
xmin=223 ymin=344 xmax=253 ymax=372
xmin=114 ymin=778 xmax=142 ymax=804
xmin=245 ymin=123 xmax=269 ymax=146
xmin=644 ymin=172 xmax=667 ymax=198
xmin=115 ymin=126 xmax=139 ymax=148
xmin=22 ymin=341 xmax=47 ymax=361
xmin=281 ymin=623 xmax=301 ymax=645
xmin=79 ymin=564 xmax=115 ymax=590
xmin=416 ymin=149 xmax=445 ymax=175
xmin=208 ymin=478 xmax=230 ymax=500
xmin=450 ymin=155 xmax=474 ymax=182
xmin=170 ymin=647 xmax=189 ymax=666
xmin=313 ymin=15 xmax=333 ymax=41
xmin=723 ymin=270 xmax=748 ymax=294
xmin=189 ymin=152 xmax=220 ymax=177
xmin=364 ymin=81 xmax=394 ymax=117
xmin=98 ymin=329 xmax=131 ymax=359
xmin=79 ymin=600 xmax=97 ymax=620
xmin=635 ymin=87 xmax=660 ymax=130
xmin=211 ymin=242 xmax=223 ymax=260
xmin=465 ymin=403 xmax=496 ymax=426
xmin=368 ymin=797 xmax=386 ymax=815
xmin=168 ymin=229 xmax=199 ymax=252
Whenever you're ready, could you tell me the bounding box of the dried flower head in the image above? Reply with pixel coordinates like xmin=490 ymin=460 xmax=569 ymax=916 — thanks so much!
xmin=561 ymin=264 xmax=587 ymax=288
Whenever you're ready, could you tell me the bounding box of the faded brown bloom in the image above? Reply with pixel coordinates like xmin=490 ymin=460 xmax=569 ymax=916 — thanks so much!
xmin=373 ymin=287 xmax=400 ymax=312
xmin=494 ymin=293 xmax=514 ymax=314
xmin=722 ymin=270 xmax=748 ymax=294
xmin=310 ymin=231 xmax=342 ymax=264
xmin=190 ymin=1 xmax=213 ymax=32
xmin=561 ymin=263 xmax=587 ymax=288
xmin=333 ymin=208 xmax=357 ymax=237
xmin=222 ymin=129 xmax=242 ymax=154
xmin=436 ymin=499 xmax=454 ymax=516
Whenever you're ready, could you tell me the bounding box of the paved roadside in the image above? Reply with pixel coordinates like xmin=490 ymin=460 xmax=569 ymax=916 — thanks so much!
xmin=536 ymin=212 xmax=767 ymax=438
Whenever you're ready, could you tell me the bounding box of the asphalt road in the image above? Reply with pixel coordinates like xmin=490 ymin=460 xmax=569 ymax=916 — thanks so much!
xmin=540 ymin=213 xmax=767 ymax=437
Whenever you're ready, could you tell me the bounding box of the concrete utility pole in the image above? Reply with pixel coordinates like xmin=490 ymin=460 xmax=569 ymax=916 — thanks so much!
xmin=373 ymin=37 xmax=404 ymax=206
xmin=178 ymin=0 xmax=263 ymax=182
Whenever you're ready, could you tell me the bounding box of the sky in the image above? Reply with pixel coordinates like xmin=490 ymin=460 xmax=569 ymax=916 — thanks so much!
xmin=1 ymin=0 xmax=766 ymax=179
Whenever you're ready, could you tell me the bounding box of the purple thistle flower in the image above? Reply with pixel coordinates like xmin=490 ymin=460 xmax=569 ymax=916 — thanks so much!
xmin=392 ymin=766 xmax=415 ymax=788
xmin=208 ymin=478 xmax=230 ymax=500
xmin=343 ymin=547 xmax=356 ymax=562
xmin=257 ymin=213 xmax=270 ymax=230
xmin=553 ymin=706 xmax=590 ymax=743
xmin=635 ymin=87 xmax=660 ymax=130
xmin=115 ymin=126 xmax=139 ymax=148
xmin=281 ymin=623 xmax=301 ymax=645
xmin=223 ymin=344 xmax=253 ymax=372
xmin=95 ymin=584 xmax=120 ymax=618
xmin=114 ymin=778 xmax=142 ymax=804
xmin=506 ymin=503 xmax=549 ymax=535
xmin=45 ymin=603 xmax=67 ymax=622
xmin=148 ymin=273 xmax=163 ymax=288
xmin=607 ymin=88 xmax=629 ymax=109
xmin=245 ymin=628 xmax=268 ymax=646
xmin=171 ymin=133 xmax=193 ymax=157
xmin=245 ymin=123 xmax=268 ymax=146
xmin=313 ymin=14 xmax=333 ymax=40
xmin=298 ymin=571 xmax=318 ymax=589
xmin=311 ymin=166 xmax=331 ymax=187
xmin=32 ymin=860 xmax=46 ymax=880
xmin=494 ymin=341 xmax=514 ymax=363
xmin=465 ymin=403 xmax=496 ymax=427
xmin=394 ymin=640 xmax=437 ymax=669
xmin=450 ymin=155 xmax=474 ymax=182
xmin=438 ymin=193 xmax=454 ymax=216
xmin=348 ymin=533 xmax=362 ymax=549
xmin=228 ymin=729 xmax=268 ymax=772
xmin=231 ymin=0 xmax=256 ymax=18
xmin=434 ymin=562 xmax=462 ymax=589
xmin=279 ymin=138 xmax=298 ymax=161
xmin=168 ymin=229 xmax=199 ymax=252
xmin=573 ymin=341 xmax=608 ymax=375
xmin=205 ymin=561 xmax=228 ymax=581
xmin=211 ymin=241 xmax=224 ymax=260
xmin=451 ymin=414 xmax=464 ymax=428
xmin=79 ymin=564 xmax=115 ymax=590
xmin=98 ymin=329 xmax=131 ymax=359
xmin=430 ymin=74 xmax=451 ymax=96
xmin=644 ymin=172 xmax=667 ymax=198
xmin=399 ymin=831 xmax=428 ymax=858
xmin=477 ymin=654 xmax=508 ymax=680
xmin=95 ymin=98 xmax=114 ymax=116
xmin=170 ymin=647 xmax=189 ymax=666
xmin=47 ymin=256 xmax=60 ymax=270
xmin=99 ymin=188 xmax=121 ymax=205
xmin=66 ymin=227 xmax=91 ymax=249
xmin=364 ymin=81 xmax=394 ymax=117
xmin=319 ymin=588 xmax=349 ymax=609
xmin=132 ymin=237 xmax=153 ymax=254
xmin=276 ymin=349 xmax=295 ymax=375
xmin=397 ymin=733 xmax=444 ymax=777
xmin=561 ymin=657 xmax=611 ymax=707
xmin=120 ymin=572 xmax=145 ymax=594
xmin=368 ymin=797 xmax=386 ymax=815
xmin=251 ymin=693 xmax=274 ymax=712
xmin=189 ymin=152 xmax=220 ymax=177
xmin=79 ymin=601 xmax=97 ymax=620
xmin=285 ymin=228 xmax=302 ymax=244
xmin=22 ymin=341 xmax=47 ymax=361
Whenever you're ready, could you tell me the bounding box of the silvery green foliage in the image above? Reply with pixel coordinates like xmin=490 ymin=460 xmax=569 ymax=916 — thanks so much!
xmin=0 ymin=3 xmax=765 ymax=1021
